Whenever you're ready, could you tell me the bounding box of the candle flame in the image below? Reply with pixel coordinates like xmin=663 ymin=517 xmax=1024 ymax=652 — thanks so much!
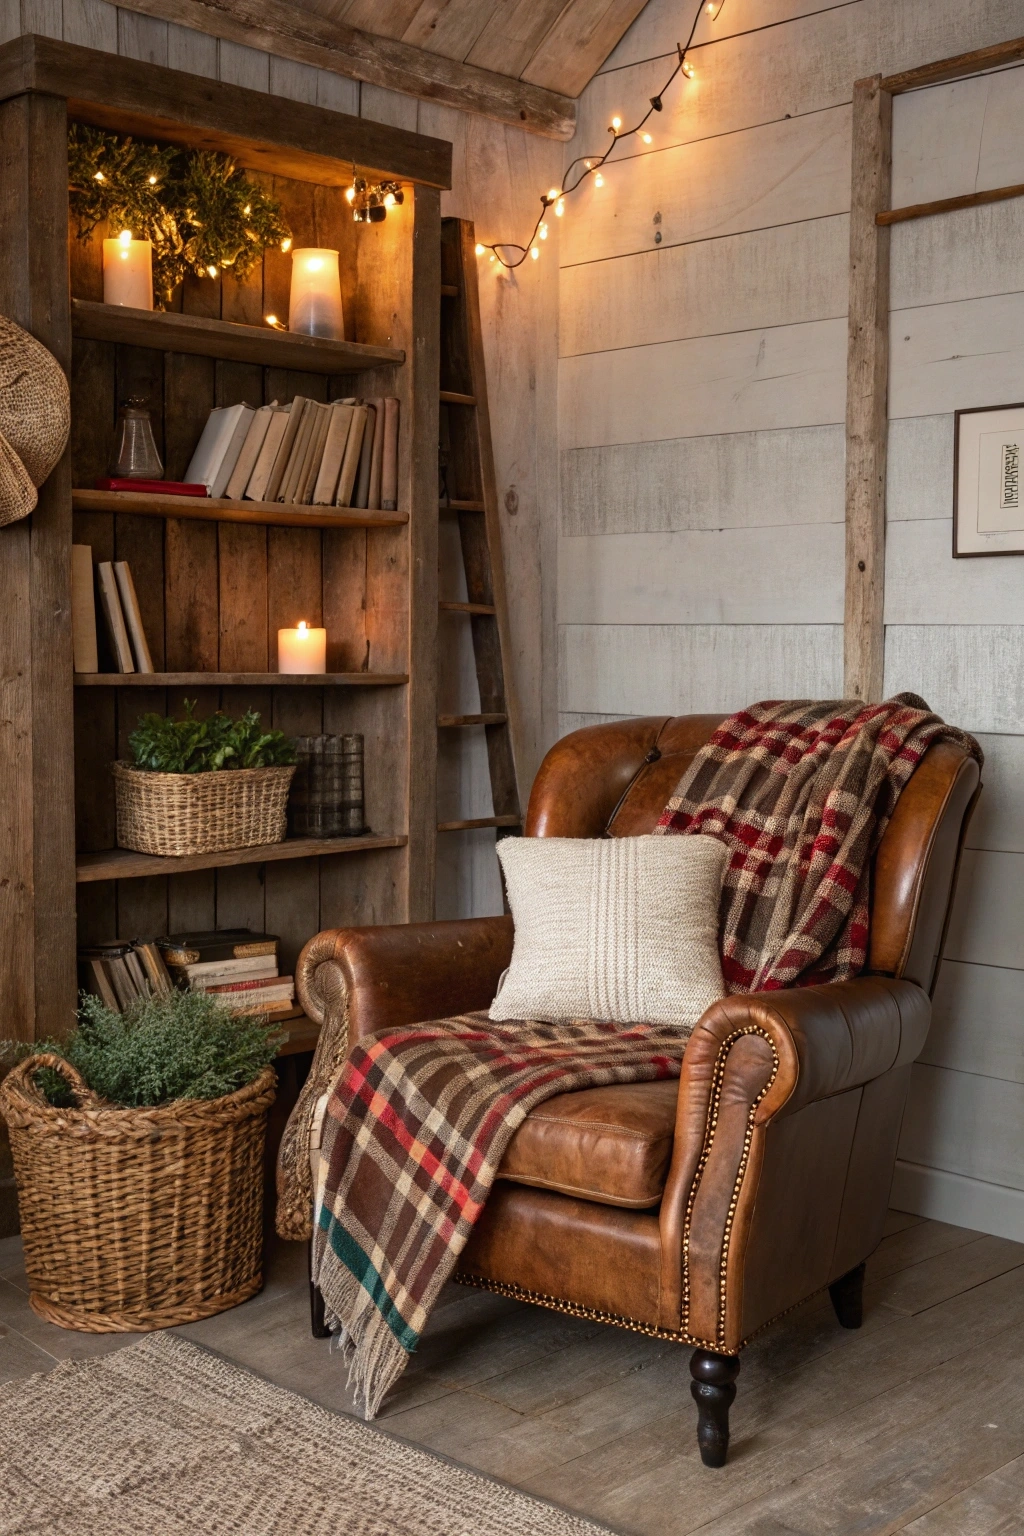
xmin=118 ymin=229 xmax=132 ymax=245
xmin=297 ymin=621 xmax=308 ymax=634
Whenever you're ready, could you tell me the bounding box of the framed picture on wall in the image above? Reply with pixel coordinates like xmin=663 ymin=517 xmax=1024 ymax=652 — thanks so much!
xmin=954 ymin=402 xmax=1024 ymax=557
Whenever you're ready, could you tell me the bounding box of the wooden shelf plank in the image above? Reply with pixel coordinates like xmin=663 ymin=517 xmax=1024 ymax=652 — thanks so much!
xmin=72 ymin=298 xmax=404 ymax=373
xmin=438 ymin=600 xmax=495 ymax=615
xmin=72 ymin=489 xmax=408 ymax=529
xmin=74 ymin=672 xmax=407 ymax=687
xmin=275 ymin=1012 xmax=322 ymax=1057
xmin=438 ymin=712 xmax=506 ymax=726
xmin=440 ymin=390 xmax=476 ymax=406
xmin=437 ymin=815 xmax=519 ymax=831
xmin=76 ymin=833 xmax=406 ymax=883
xmin=439 ymin=499 xmax=485 ymax=512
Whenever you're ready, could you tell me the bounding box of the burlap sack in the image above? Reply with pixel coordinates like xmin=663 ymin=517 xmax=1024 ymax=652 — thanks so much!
xmin=0 ymin=314 xmax=71 ymax=526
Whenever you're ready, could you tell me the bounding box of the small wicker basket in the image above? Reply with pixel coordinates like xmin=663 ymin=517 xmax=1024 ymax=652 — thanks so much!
xmin=113 ymin=761 xmax=295 ymax=857
xmin=0 ymin=1053 xmax=276 ymax=1332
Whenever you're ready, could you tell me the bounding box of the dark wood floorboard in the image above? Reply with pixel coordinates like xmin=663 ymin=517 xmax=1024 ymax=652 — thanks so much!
xmin=1 ymin=1213 xmax=1023 ymax=1534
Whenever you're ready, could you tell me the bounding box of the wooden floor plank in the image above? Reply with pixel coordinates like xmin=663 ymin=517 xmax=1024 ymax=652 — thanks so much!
xmin=869 ymin=1235 xmax=1024 ymax=1316
xmin=882 ymin=1209 xmax=926 ymax=1238
xmin=868 ymin=1217 xmax=985 ymax=1281
xmin=899 ymin=1454 xmax=1024 ymax=1533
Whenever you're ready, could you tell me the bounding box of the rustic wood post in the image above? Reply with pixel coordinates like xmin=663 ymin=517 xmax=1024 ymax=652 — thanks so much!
xmin=0 ymin=92 xmax=76 ymax=1039
xmin=844 ymin=75 xmax=892 ymax=703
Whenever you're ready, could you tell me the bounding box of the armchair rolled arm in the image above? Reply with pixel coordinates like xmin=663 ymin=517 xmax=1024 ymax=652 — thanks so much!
xmin=658 ymin=976 xmax=930 ymax=1342
xmin=276 ymin=916 xmax=514 ymax=1242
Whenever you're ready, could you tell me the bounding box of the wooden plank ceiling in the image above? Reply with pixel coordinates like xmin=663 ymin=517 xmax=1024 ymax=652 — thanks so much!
xmin=300 ymin=0 xmax=649 ymax=101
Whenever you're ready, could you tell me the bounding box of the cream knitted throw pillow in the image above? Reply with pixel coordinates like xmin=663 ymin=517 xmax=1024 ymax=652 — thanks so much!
xmin=490 ymin=834 xmax=728 ymax=1029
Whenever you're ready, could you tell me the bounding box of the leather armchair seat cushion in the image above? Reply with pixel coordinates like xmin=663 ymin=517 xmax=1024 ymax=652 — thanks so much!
xmin=496 ymin=1078 xmax=679 ymax=1209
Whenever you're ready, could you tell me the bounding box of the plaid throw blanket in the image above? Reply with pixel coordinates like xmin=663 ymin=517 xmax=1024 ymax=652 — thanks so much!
xmin=656 ymin=695 xmax=981 ymax=992
xmin=313 ymin=694 xmax=980 ymax=1416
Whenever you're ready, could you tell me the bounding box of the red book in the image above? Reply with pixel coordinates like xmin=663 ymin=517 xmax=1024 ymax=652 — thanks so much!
xmin=94 ymin=479 xmax=209 ymax=497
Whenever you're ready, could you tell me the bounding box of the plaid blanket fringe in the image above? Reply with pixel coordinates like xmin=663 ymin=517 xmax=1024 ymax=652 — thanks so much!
xmin=314 ymin=695 xmax=982 ymax=1416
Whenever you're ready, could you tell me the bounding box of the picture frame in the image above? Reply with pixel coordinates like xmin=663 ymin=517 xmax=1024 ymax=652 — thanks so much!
xmin=953 ymin=402 xmax=1024 ymax=558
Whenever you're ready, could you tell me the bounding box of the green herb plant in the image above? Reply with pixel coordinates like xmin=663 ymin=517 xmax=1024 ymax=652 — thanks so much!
xmin=5 ymin=990 xmax=280 ymax=1109
xmin=128 ymin=701 xmax=296 ymax=774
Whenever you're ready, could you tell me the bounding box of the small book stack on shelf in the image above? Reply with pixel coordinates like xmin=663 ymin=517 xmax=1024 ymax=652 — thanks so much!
xmin=71 ymin=545 xmax=154 ymax=674
xmin=79 ymin=939 xmax=174 ymax=1011
xmin=184 ymin=395 xmax=400 ymax=510
xmin=157 ymin=929 xmax=295 ymax=1016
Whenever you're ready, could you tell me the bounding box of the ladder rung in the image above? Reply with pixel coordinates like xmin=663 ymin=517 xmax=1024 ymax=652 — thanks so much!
xmin=441 ymin=283 xmax=459 ymax=297
xmin=439 ymin=600 xmax=496 ymax=615
xmin=438 ymin=713 xmax=507 ymax=727
xmin=439 ymin=499 xmax=485 ymax=512
xmin=438 ymin=815 xmax=520 ymax=832
xmin=440 ymin=390 xmax=476 ymax=406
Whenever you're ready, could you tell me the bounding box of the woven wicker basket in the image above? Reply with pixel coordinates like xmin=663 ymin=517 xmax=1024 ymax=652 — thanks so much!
xmin=0 ymin=1054 xmax=276 ymax=1332
xmin=113 ymin=761 xmax=295 ymax=857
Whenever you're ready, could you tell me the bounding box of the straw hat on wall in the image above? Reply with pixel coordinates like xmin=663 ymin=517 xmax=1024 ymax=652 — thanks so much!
xmin=0 ymin=314 xmax=71 ymax=526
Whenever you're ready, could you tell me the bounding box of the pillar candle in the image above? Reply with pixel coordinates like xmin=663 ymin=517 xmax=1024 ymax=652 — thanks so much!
xmin=277 ymin=622 xmax=327 ymax=674
xmin=288 ymin=249 xmax=344 ymax=340
xmin=102 ymin=233 xmax=154 ymax=310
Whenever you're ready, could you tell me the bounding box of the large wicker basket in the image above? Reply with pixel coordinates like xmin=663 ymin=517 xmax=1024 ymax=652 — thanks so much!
xmin=113 ymin=761 xmax=295 ymax=856
xmin=0 ymin=1054 xmax=276 ymax=1332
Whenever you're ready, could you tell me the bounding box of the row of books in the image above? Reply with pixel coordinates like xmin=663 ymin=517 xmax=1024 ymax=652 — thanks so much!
xmin=183 ymin=396 xmax=400 ymax=510
xmin=79 ymin=940 xmax=174 ymax=1013
xmin=79 ymin=930 xmax=296 ymax=1017
xmin=162 ymin=930 xmax=295 ymax=1015
xmin=71 ymin=546 xmax=154 ymax=674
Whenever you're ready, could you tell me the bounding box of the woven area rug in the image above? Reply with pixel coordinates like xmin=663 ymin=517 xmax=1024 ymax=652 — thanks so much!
xmin=0 ymin=1333 xmax=610 ymax=1535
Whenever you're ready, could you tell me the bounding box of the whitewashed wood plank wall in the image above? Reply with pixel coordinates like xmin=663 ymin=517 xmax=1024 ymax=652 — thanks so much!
xmin=0 ymin=0 xmax=562 ymax=920
xmin=560 ymin=0 xmax=1024 ymax=1239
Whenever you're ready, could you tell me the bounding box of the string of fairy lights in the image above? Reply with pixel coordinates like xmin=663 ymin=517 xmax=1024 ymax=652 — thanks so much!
xmin=474 ymin=0 xmax=728 ymax=271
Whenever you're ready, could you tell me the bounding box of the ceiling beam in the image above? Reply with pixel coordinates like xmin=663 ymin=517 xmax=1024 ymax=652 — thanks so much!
xmin=117 ymin=0 xmax=577 ymax=140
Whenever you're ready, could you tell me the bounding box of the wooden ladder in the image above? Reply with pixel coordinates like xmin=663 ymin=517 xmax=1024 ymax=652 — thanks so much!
xmin=436 ymin=217 xmax=523 ymax=855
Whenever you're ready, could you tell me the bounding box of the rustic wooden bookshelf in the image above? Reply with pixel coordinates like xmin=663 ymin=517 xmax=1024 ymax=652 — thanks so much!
xmin=0 ymin=34 xmax=449 ymax=1039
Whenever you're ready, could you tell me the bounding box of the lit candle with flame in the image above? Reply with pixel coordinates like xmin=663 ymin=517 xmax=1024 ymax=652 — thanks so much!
xmin=277 ymin=621 xmax=327 ymax=674
xmin=102 ymin=231 xmax=153 ymax=309
xmin=288 ymin=248 xmax=344 ymax=340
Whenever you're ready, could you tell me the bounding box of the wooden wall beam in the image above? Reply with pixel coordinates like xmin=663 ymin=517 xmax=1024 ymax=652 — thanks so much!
xmin=117 ymin=0 xmax=577 ymax=141
xmin=843 ymin=75 xmax=891 ymax=703
xmin=0 ymin=91 xmax=77 ymax=1039
xmin=0 ymin=35 xmax=453 ymax=189
xmin=882 ymin=34 xmax=1024 ymax=94
xmin=878 ymin=180 xmax=1024 ymax=227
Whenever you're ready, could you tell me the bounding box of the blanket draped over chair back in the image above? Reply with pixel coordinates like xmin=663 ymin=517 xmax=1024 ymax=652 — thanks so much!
xmin=310 ymin=696 xmax=981 ymax=1417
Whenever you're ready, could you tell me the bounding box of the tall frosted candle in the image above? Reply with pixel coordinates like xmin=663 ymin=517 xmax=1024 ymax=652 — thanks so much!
xmin=103 ymin=233 xmax=153 ymax=309
xmin=277 ymin=621 xmax=327 ymax=674
xmin=288 ymin=248 xmax=344 ymax=340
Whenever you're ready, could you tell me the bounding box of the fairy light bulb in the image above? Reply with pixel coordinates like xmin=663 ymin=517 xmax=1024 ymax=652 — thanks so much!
xmin=207 ymin=265 xmax=218 ymax=278
xmin=93 ymin=171 xmax=104 ymax=182
xmin=706 ymin=1 xmax=717 ymax=11
xmin=611 ymin=116 xmax=621 ymax=130
xmin=594 ymin=172 xmax=604 ymax=187
xmin=265 ymin=314 xmax=284 ymax=329
xmin=530 ymin=246 xmax=539 ymax=259
xmin=547 ymin=187 xmax=560 ymax=201
xmin=475 ymin=242 xmax=485 ymax=256
xmin=642 ymin=132 xmax=652 ymax=144
xmin=384 ymin=191 xmax=396 ymax=207
xmin=683 ymin=60 xmax=696 ymax=78
xmin=345 ymin=186 xmax=355 ymax=203
xmin=148 ymin=175 xmax=157 ymax=185
xmin=280 ymin=237 xmax=292 ymax=252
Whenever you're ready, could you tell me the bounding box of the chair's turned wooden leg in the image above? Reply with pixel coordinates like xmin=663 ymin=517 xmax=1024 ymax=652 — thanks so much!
xmin=828 ymin=1261 xmax=866 ymax=1329
xmin=690 ymin=1349 xmax=740 ymax=1467
xmin=309 ymin=1241 xmax=331 ymax=1339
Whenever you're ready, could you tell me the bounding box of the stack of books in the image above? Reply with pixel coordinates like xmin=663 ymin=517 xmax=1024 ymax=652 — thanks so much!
xmin=71 ymin=545 xmax=154 ymax=674
xmin=183 ymin=395 xmax=400 ymax=511
xmin=157 ymin=930 xmax=295 ymax=1017
xmin=79 ymin=940 xmax=174 ymax=1012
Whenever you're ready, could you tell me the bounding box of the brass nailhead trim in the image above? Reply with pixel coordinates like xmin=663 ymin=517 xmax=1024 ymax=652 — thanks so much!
xmin=680 ymin=1025 xmax=780 ymax=1349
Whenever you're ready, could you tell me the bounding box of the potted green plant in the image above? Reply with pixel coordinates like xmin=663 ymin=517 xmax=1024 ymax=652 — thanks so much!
xmin=114 ymin=701 xmax=296 ymax=857
xmin=0 ymin=989 xmax=280 ymax=1332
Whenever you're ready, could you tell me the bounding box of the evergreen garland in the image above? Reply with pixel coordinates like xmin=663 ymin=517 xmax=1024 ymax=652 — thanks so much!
xmin=68 ymin=125 xmax=291 ymax=307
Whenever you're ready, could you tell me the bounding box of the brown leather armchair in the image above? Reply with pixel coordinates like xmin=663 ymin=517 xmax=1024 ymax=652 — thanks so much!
xmin=289 ymin=714 xmax=980 ymax=1466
